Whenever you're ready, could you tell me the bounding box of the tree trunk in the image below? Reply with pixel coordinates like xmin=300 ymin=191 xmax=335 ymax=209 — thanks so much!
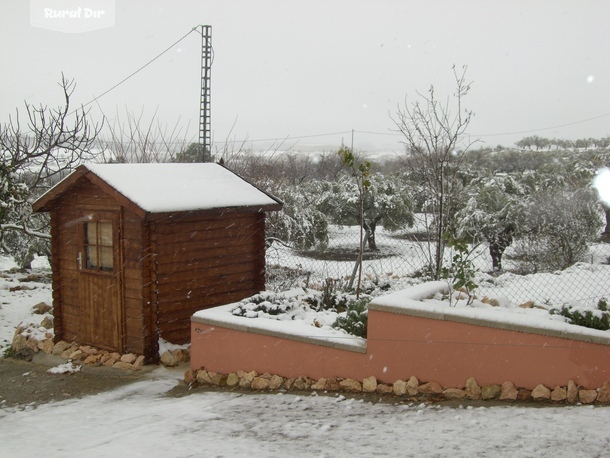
xmin=603 ymin=207 xmax=610 ymax=235
xmin=365 ymin=220 xmax=379 ymax=251
xmin=489 ymin=225 xmax=515 ymax=272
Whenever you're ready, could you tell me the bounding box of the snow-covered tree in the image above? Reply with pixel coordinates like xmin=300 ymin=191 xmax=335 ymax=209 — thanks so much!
xmin=515 ymin=185 xmax=603 ymax=272
xmin=316 ymin=173 xmax=414 ymax=250
xmin=456 ymin=173 xmax=525 ymax=271
xmin=0 ymin=75 xmax=101 ymax=266
xmin=265 ymin=182 xmax=329 ymax=251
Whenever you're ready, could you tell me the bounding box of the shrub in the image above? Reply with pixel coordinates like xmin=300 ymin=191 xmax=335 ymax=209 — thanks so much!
xmin=550 ymin=298 xmax=610 ymax=331
xmin=332 ymin=297 xmax=370 ymax=338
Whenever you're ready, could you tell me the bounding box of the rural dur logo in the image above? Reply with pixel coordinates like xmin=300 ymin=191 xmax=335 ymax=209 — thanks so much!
xmin=30 ymin=0 xmax=115 ymax=33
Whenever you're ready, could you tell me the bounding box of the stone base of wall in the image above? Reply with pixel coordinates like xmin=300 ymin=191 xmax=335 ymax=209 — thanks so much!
xmin=186 ymin=368 xmax=610 ymax=405
xmin=10 ymin=326 xmax=189 ymax=371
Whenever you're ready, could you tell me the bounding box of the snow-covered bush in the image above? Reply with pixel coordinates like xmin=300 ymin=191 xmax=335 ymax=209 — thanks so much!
xmin=514 ymin=187 xmax=602 ymax=272
xmin=550 ymin=298 xmax=610 ymax=331
xmin=332 ymin=297 xmax=370 ymax=338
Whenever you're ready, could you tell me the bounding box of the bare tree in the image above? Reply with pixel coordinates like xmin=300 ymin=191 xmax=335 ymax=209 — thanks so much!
xmin=95 ymin=106 xmax=189 ymax=163
xmin=391 ymin=65 xmax=475 ymax=279
xmin=0 ymin=74 xmax=102 ymax=265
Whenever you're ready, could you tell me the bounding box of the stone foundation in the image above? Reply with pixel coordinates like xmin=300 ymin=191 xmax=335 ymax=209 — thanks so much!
xmin=10 ymin=326 xmax=189 ymax=371
xmin=186 ymin=368 xmax=610 ymax=405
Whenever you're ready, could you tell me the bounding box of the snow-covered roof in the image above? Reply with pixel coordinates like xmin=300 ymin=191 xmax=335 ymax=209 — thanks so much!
xmin=34 ymin=163 xmax=282 ymax=215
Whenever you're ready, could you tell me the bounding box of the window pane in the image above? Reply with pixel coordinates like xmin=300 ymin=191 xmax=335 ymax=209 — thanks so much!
xmin=99 ymin=222 xmax=113 ymax=247
xmin=99 ymin=246 xmax=113 ymax=270
xmin=84 ymin=220 xmax=114 ymax=271
xmin=86 ymin=245 xmax=98 ymax=268
xmin=86 ymin=221 xmax=97 ymax=245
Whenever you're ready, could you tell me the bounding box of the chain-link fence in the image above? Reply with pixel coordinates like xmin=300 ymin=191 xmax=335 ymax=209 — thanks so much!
xmin=266 ymin=224 xmax=610 ymax=308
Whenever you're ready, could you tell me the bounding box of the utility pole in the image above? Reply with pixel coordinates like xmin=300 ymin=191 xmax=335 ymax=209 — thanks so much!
xmin=199 ymin=25 xmax=212 ymax=162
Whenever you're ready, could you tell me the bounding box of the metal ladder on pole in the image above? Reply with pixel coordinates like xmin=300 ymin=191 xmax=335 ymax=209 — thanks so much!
xmin=199 ymin=25 xmax=212 ymax=161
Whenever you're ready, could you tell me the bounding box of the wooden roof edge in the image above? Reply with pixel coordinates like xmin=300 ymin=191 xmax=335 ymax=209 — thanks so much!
xmin=32 ymin=164 xmax=148 ymax=218
xmin=32 ymin=164 xmax=89 ymax=212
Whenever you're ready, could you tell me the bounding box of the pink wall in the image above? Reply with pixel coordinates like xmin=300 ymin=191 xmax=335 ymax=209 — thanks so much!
xmin=191 ymin=309 xmax=610 ymax=390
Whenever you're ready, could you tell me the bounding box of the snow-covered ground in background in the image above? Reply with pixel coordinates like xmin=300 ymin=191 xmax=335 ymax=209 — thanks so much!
xmin=267 ymin=224 xmax=610 ymax=307
xmin=2 ymin=255 xmax=610 ymax=457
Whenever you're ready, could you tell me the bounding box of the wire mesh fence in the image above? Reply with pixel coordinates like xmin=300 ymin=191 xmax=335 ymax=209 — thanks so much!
xmin=266 ymin=224 xmax=610 ymax=308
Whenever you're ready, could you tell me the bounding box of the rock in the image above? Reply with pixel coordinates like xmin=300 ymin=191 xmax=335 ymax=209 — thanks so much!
xmin=40 ymin=316 xmax=54 ymax=330
xmin=120 ymin=353 xmax=137 ymax=364
xmin=11 ymin=334 xmax=28 ymax=353
xmin=293 ymin=376 xmax=311 ymax=391
xmin=596 ymin=381 xmax=610 ymax=403
xmin=340 ymin=379 xmax=362 ymax=392
xmin=325 ymin=378 xmax=341 ymax=391
xmin=283 ymin=378 xmax=295 ymax=390
xmin=579 ymin=389 xmax=597 ymax=404
xmin=568 ymin=380 xmax=578 ymax=404
xmin=517 ymin=389 xmax=532 ymax=402
xmin=171 ymin=349 xmax=188 ymax=364
xmin=103 ymin=357 xmax=118 ymax=367
xmin=196 ymin=370 xmax=211 ymax=384
xmin=465 ymin=377 xmax=481 ymax=400
xmin=481 ymin=384 xmax=502 ymax=400
xmin=32 ymin=302 xmax=52 ymax=314
xmin=239 ymin=371 xmax=257 ymax=388
xmin=184 ymin=369 xmax=196 ymax=384
xmin=500 ymin=381 xmax=519 ymax=401
xmin=84 ymin=354 xmax=103 ymax=365
xmin=363 ymin=376 xmax=377 ymax=393
xmin=311 ymin=378 xmax=327 ymax=391
xmin=68 ymin=349 xmax=84 ymax=360
xmin=226 ymin=373 xmax=240 ymax=387
xmin=376 ymin=384 xmax=394 ymax=394
xmin=551 ymin=386 xmax=567 ymax=402
xmin=259 ymin=372 xmax=272 ymax=380
xmin=419 ymin=381 xmax=443 ymax=395
xmin=251 ymin=377 xmax=270 ymax=390
xmin=269 ymin=375 xmax=284 ymax=390
xmin=209 ymin=372 xmax=227 ymax=386
xmin=133 ymin=355 xmax=145 ymax=369
xmin=393 ymin=379 xmax=407 ymax=396
xmin=37 ymin=338 xmax=55 ymax=354
xmin=481 ymin=297 xmax=500 ymax=307
xmin=442 ymin=388 xmax=466 ymax=400
xmin=406 ymin=376 xmax=420 ymax=396
xmin=160 ymin=351 xmax=179 ymax=367
xmin=113 ymin=361 xmax=136 ymax=371
xmin=236 ymin=370 xmax=247 ymax=378
xmin=79 ymin=345 xmax=98 ymax=355
xmin=52 ymin=340 xmax=70 ymax=356
xmin=25 ymin=337 xmax=40 ymax=353
xmin=531 ymin=384 xmax=551 ymax=401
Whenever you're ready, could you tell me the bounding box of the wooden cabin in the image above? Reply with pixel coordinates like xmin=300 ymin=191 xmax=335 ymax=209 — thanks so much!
xmin=33 ymin=163 xmax=282 ymax=362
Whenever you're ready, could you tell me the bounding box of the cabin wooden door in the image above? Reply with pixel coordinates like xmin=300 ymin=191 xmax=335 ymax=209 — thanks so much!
xmin=78 ymin=209 xmax=123 ymax=351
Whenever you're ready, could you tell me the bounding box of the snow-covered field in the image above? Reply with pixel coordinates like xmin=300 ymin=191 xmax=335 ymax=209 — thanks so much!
xmin=267 ymin=224 xmax=610 ymax=307
xmin=2 ymin=255 xmax=610 ymax=457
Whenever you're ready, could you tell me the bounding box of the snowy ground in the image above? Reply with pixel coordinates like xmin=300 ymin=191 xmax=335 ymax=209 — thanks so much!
xmin=2 ymin=255 xmax=610 ymax=457
xmin=1 ymin=374 xmax=610 ymax=457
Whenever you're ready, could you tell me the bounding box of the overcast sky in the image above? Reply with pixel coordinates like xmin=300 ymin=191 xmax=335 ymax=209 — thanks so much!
xmin=1 ymin=0 xmax=609 ymax=153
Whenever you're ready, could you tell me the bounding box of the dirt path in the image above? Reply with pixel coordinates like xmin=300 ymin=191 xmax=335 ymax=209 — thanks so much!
xmin=0 ymin=354 xmax=161 ymax=409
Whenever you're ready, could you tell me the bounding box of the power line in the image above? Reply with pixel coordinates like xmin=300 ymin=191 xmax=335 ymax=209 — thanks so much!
xmin=472 ymin=112 xmax=610 ymax=138
xmin=73 ymin=26 xmax=201 ymax=115
xmin=226 ymin=112 xmax=610 ymax=145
